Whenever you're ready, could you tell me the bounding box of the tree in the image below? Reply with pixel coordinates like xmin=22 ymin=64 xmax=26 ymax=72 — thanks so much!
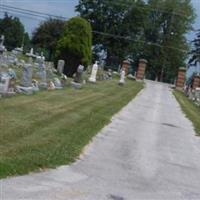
xmin=76 ymin=0 xmax=147 ymax=69
xmin=32 ymin=18 xmax=65 ymax=60
xmin=144 ymin=0 xmax=195 ymax=82
xmin=56 ymin=17 xmax=92 ymax=76
xmin=23 ymin=32 xmax=31 ymax=53
xmin=0 ymin=13 xmax=28 ymax=51
xmin=188 ymin=30 xmax=200 ymax=67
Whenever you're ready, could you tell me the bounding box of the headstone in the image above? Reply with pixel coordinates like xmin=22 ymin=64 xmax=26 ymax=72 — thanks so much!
xmin=74 ymin=64 xmax=84 ymax=83
xmin=71 ymin=64 xmax=84 ymax=89
xmin=195 ymin=87 xmax=200 ymax=105
xmin=0 ymin=35 xmax=5 ymax=55
xmin=118 ymin=69 xmax=126 ymax=85
xmin=20 ymin=62 xmax=32 ymax=87
xmin=12 ymin=46 xmax=23 ymax=55
xmin=0 ymin=73 xmax=10 ymax=94
xmin=16 ymin=57 xmax=35 ymax=94
xmin=53 ymin=78 xmax=62 ymax=89
xmin=26 ymin=48 xmax=35 ymax=58
xmin=60 ymin=74 xmax=67 ymax=86
xmin=37 ymin=53 xmax=47 ymax=89
xmin=108 ymin=69 xmax=113 ymax=80
xmin=0 ymin=70 xmax=16 ymax=96
xmin=89 ymin=61 xmax=98 ymax=83
xmin=57 ymin=60 xmax=65 ymax=74
xmin=46 ymin=62 xmax=55 ymax=80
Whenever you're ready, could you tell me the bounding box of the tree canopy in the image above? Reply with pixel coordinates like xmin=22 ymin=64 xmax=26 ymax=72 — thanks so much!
xmin=56 ymin=16 xmax=92 ymax=76
xmin=144 ymin=0 xmax=195 ymax=82
xmin=32 ymin=18 xmax=65 ymax=60
xmin=76 ymin=0 xmax=147 ymax=70
xmin=0 ymin=13 xmax=30 ymax=51
xmin=76 ymin=0 xmax=195 ymax=82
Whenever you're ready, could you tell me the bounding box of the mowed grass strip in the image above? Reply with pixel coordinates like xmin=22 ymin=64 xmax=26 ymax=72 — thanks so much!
xmin=0 ymin=80 xmax=143 ymax=178
xmin=173 ymin=90 xmax=200 ymax=136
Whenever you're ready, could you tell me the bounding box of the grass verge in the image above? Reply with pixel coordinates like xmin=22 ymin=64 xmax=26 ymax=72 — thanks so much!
xmin=0 ymin=79 xmax=143 ymax=178
xmin=173 ymin=90 xmax=200 ymax=136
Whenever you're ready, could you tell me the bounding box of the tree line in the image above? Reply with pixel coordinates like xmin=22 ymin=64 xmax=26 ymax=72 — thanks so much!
xmin=0 ymin=0 xmax=196 ymax=82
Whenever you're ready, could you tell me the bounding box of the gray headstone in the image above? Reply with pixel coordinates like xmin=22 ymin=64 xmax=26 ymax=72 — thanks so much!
xmin=53 ymin=78 xmax=62 ymax=89
xmin=0 ymin=71 xmax=16 ymax=95
xmin=37 ymin=55 xmax=47 ymax=88
xmin=74 ymin=64 xmax=84 ymax=83
xmin=57 ymin=60 xmax=65 ymax=74
xmin=20 ymin=63 xmax=32 ymax=87
xmin=0 ymin=73 xmax=10 ymax=93
xmin=0 ymin=35 xmax=5 ymax=54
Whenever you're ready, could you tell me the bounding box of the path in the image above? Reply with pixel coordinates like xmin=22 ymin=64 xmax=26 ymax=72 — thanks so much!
xmin=1 ymin=81 xmax=200 ymax=200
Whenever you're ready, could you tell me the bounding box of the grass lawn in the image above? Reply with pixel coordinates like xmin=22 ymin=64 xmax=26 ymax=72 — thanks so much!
xmin=173 ymin=90 xmax=200 ymax=136
xmin=0 ymin=79 xmax=143 ymax=178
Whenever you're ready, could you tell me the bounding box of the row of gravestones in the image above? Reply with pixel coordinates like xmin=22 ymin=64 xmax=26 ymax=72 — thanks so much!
xmin=0 ymin=35 xmax=147 ymax=97
xmin=0 ymin=56 xmax=115 ymax=98
xmin=0 ymin=57 xmax=148 ymax=98
xmin=0 ymin=57 xmax=132 ymax=98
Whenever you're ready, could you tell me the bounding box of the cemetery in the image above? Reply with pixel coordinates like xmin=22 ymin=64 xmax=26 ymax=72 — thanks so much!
xmin=0 ymin=27 xmax=200 ymax=179
xmin=0 ymin=34 xmax=144 ymax=178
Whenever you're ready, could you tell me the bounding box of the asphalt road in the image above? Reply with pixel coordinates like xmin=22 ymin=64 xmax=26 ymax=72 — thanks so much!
xmin=1 ymin=81 xmax=200 ymax=200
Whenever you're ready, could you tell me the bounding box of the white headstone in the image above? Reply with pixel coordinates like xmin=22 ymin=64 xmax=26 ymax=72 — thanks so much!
xmin=119 ymin=69 xmax=125 ymax=85
xmin=89 ymin=61 xmax=98 ymax=83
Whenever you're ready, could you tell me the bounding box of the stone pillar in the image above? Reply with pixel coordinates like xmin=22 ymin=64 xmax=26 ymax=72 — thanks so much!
xmin=122 ymin=60 xmax=130 ymax=75
xmin=176 ymin=67 xmax=186 ymax=89
xmin=192 ymin=75 xmax=200 ymax=89
xmin=136 ymin=59 xmax=147 ymax=80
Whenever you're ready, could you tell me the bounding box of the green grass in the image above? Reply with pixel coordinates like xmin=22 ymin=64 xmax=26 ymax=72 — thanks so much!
xmin=173 ymin=90 xmax=200 ymax=136
xmin=0 ymin=79 xmax=143 ymax=178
